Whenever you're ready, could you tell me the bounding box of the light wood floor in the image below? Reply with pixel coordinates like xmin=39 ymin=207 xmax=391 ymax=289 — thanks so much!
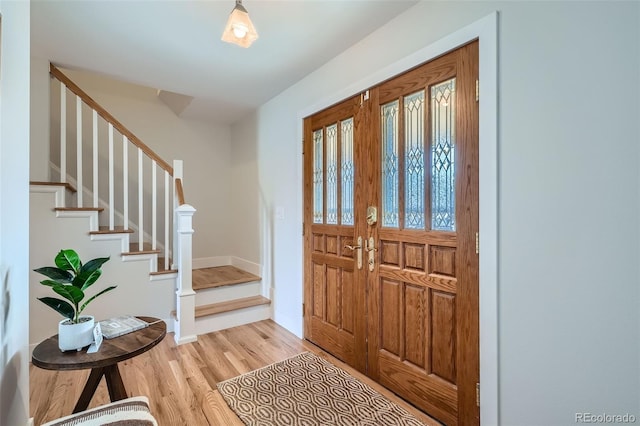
xmin=30 ymin=320 xmax=439 ymax=425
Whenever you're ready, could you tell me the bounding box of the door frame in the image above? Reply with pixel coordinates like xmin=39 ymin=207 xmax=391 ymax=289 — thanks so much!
xmin=297 ymin=12 xmax=499 ymax=425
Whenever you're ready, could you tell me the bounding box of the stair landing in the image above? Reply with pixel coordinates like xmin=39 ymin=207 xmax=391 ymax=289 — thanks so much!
xmin=193 ymin=265 xmax=260 ymax=290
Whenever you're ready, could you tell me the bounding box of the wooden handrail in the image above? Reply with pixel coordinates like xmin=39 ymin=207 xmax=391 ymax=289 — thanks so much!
xmin=175 ymin=178 xmax=186 ymax=205
xmin=50 ymin=64 xmax=174 ymax=175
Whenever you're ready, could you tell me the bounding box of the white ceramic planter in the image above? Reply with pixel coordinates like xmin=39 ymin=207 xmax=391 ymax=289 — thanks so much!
xmin=58 ymin=315 xmax=95 ymax=352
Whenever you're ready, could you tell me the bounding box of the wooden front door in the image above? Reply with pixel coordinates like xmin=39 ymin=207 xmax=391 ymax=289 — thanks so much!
xmin=304 ymin=42 xmax=479 ymax=425
xmin=303 ymin=95 xmax=367 ymax=373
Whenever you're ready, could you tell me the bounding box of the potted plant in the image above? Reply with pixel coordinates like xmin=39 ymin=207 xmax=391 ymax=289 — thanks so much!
xmin=34 ymin=249 xmax=117 ymax=351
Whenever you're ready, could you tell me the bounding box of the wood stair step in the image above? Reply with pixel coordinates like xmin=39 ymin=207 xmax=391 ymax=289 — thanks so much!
xmin=89 ymin=226 xmax=134 ymax=235
xmin=30 ymin=181 xmax=77 ymax=193
xmin=193 ymin=265 xmax=261 ymax=291
xmin=55 ymin=207 xmax=104 ymax=212
xmin=150 ymin=269 xmax=177 ymax=276
xmin=123 ymin=242 xmax=161 ymax=255
xmin=195 ymin=296 xmax=270 ymax=318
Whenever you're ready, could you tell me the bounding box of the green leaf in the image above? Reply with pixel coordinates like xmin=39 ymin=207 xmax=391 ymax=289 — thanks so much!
xmin=73 ymin=268 xmax=101 ymax=290
xmin=79 ymin=286 xmax=116 ymax=313
xmin=33 ymin=267 xmax=73 ymax=283
xmin=82 ymin=257 xmax=110 ymax=273
xmin=55 ymin=249 xmax=81 ymax=273
xmin=38 ymin=297 xmax=75 ymax=320
xmin=39 ymin=279 xmax=66 ymax=287
xmin=52 ymin=284 xmax=84 ymax=306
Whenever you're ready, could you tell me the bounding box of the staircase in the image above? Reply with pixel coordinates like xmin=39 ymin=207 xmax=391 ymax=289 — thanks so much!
xmin=192 ymin=266 xmax=270 ymax=334
xmin=30 ymin=64 xmax=270 ymax=347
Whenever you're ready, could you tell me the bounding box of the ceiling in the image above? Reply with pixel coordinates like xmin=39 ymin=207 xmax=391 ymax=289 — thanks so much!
xmin=31 ymin=0 xmax=419 ymax=125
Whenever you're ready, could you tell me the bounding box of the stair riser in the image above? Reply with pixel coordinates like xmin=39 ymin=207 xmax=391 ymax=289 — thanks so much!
xmin=195 ymin=281 xmax=262 ymax=306
xmin=194 ymin=304 xmax=271 ymax=335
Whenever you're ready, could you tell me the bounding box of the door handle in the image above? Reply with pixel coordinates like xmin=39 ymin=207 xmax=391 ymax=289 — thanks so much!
xmin=344 ymin=236 xmax=363 ymax=270
xmin=365 ymin=237 xmax=377 ymax=272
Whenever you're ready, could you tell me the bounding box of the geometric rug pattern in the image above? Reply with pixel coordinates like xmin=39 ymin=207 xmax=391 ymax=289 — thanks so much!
xmin=217 ymin=352 xmax=426 ymax=425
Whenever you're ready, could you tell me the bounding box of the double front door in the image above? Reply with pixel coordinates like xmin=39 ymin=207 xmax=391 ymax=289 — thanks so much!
xmin=303 ymin=42 xmax=479 ymax=426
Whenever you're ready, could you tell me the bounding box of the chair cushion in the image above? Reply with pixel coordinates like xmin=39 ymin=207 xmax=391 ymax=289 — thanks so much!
xmin=41 ymin=396 xmax=157 ymax=426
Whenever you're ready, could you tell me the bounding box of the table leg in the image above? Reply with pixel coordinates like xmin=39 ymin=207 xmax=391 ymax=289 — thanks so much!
xmin=104 ymin=364 xmax=127 ymax=401
xmin=73 ymin=367 xmax=106 ymax=413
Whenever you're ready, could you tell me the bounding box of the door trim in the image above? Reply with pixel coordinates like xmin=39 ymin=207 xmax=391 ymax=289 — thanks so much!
xmin=297 ymin=12 xmax=499 ymax=425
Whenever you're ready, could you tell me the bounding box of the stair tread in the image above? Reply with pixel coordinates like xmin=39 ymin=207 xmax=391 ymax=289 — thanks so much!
xmin=30 ymin=181 xmax=77 ymax=193
xmin=195 ymin=296 xmax=270 ymax=317
xmin=150 ymin=269 xmax=177 ymax=276
xmin=193 ymin=266 xmax=261 ymax=290
xmin=90 ymin=226 xmax=134 ymax=235
xmin=55 ymin=207 xmax=104 ymax=212
xmin=123 ymin=242 xmax=161 ymax=255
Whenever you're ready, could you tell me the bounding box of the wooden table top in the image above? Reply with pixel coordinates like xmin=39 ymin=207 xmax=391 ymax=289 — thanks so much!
xmin=32 ymin=316 xmax=166 ymax=371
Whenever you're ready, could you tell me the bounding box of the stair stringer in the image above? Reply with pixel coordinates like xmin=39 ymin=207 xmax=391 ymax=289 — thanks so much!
xmin=29 ymin=185 xmax=176 ymax=350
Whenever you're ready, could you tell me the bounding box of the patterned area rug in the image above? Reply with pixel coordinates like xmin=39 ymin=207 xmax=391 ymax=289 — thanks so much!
xmin=217 ymin=352 xmax=425 ymax=425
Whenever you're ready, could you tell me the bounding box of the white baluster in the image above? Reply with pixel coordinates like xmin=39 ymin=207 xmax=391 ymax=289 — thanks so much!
xmin=165 ymin=171 xmax=170 ymax=271
xmin=138 ymin=148 xmax=144 ymax=251
xmin=108 ymin=124 xmax=114 ymax=230
xmin=76 ymin=96 xmax=83 ymax=207
xmin=92 ymin=110 xmax=98 ymax=208
xmin=60 ymin=82 xmax=66 ymax=183
xmin=152 ymin=161 xmax=157 ymax=250
xmin=123 ymin=136 xmax=129 ymax=230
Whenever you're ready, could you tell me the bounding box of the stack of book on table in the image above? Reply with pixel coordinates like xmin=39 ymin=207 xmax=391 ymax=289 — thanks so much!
xmin=98 ymin=316 xmax=149 ymax=339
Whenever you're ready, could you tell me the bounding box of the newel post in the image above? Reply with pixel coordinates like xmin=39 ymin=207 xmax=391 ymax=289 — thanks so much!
xmin=174 ymin=203 xmax=197 ymax=344
xmin=173 ymin=159 xmax=196 ymax=345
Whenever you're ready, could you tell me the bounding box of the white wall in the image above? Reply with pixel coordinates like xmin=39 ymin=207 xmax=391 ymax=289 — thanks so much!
xmin=0 ymin=1 xmax=31 ymax=425
xmin=230 ymin=1 xmax=640 ymax=424
xmin=41 ymin=68 xmax=233 ymax=260
xmin=230 ymin=120 xmax=260 ymax=263
xmin=30 ymin=56 xmax=50 ymax=182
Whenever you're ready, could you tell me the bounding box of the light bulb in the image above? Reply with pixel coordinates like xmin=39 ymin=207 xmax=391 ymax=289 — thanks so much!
xmin=232 ymin=23 xmax=248 ymax=39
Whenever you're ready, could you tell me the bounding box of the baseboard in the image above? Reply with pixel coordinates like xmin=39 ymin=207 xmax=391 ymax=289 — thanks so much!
xmin=171 ymin=318 xmax=198 ymax=345
xmin=192 ymin=256 xmax=231 ymax=269
xmin=173 ymin=331 xmax=197 ymax=345
xmin=230 ymin=256 xmax=261 ymax=276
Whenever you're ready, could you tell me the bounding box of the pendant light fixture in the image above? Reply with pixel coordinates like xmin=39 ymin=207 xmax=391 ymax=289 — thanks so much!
xmin=221 ymin=0 xmax=258 ymax=48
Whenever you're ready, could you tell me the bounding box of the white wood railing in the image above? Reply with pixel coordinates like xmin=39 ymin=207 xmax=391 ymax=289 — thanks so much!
xmin=50 ymin=64 xmax=197 ymax=344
